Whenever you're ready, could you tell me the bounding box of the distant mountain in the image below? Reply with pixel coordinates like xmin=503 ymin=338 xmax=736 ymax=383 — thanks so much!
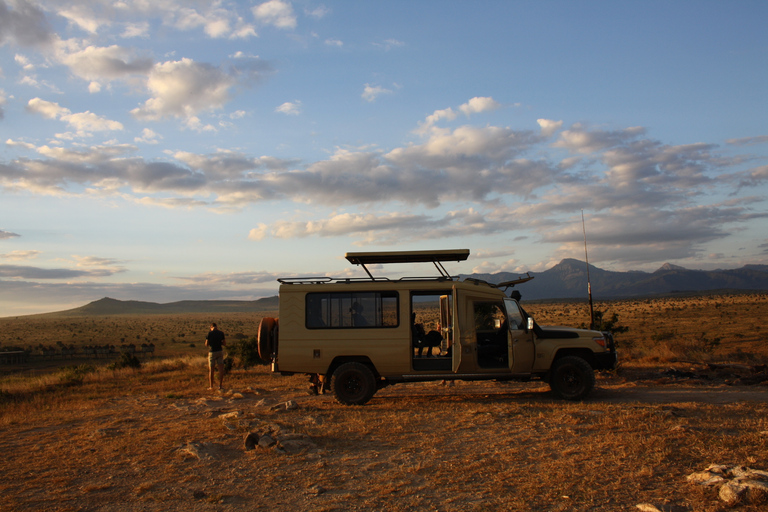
xmin=465 ymin=259 xmax=768 ymax=300
xmin=49 ymin=296 xmax=279 ymax=316
xmin=31 ymin=260 xmax=768 ymax=317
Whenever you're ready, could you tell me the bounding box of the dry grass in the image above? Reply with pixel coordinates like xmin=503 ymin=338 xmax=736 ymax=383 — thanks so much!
xmin=1 ymin=294 xmax=768 ymax=511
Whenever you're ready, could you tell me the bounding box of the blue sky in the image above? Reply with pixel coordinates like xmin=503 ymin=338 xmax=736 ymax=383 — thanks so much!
xmin=1 ymin=0 xmax=767 ymax=316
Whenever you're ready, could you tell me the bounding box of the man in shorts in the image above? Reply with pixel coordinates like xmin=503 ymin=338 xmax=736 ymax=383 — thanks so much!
xmin=205 ymin=323 xmax=226 ymax=390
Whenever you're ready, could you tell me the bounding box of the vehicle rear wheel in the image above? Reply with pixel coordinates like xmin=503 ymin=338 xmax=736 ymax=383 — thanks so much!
xmin=257 ymin=317 xmax=277 ymax=361
xmin=549 ymin=356 xmax=595 ymax=400
xmin=330 ymin=362 xmax=376 ymax=405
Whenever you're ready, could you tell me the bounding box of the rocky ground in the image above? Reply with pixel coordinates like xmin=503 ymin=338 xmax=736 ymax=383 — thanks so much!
xmin=1 ymin=365 xmax=768 ymax=511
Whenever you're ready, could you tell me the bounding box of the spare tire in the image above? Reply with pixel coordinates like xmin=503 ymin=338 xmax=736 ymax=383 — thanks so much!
xmin=257 ymin=317 xmax=277 ymax=361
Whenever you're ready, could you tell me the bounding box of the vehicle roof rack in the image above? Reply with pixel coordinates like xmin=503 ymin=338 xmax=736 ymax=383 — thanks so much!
xmin=345 ymin=249 xmax=470 ymax=280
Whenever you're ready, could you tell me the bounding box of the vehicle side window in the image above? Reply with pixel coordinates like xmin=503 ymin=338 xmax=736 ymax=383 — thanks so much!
xmin=504 ymin=299 xmax=525 ymax=330
xmin=473 ymin=301 xmax=506 ymax=332
xmin=306 ymin=291 xmax=399 ymax=328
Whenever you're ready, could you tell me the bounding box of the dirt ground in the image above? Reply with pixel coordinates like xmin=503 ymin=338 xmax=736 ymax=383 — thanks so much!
xmin=2 ymin=364 xmax=767 ymax=512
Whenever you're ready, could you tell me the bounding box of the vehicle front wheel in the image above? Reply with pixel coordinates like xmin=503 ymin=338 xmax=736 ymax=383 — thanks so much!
xmin=549 ymin=356 xmax=595 ymax=400
xmin=330 ymin=362 xmax=377 ymax=405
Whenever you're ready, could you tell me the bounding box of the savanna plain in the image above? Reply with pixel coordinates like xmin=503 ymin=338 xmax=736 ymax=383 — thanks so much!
xmin=1 ymin=294 xmax=768 ymax=511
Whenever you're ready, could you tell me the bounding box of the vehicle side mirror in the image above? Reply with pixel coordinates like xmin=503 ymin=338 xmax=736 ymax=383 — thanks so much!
xmin=527 ymin=317 xmax=535 ymax=332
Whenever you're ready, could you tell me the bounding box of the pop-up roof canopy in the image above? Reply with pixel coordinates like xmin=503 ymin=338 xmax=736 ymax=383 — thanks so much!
xmin=345 ymin=249 xmax=470 ymax=279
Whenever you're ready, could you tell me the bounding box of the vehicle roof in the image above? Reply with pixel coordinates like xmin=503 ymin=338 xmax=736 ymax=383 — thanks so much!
xmin=344 ymin=249 xmax=470 ymax=265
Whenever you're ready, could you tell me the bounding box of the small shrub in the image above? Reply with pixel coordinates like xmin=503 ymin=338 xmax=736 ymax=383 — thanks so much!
xmin=228 ymin=336 xmax=267 ymax=368
xmin=60 ymin=364 xmax=96 ymax=385
xmin=108 ymin=352 xmax=142 ymax=370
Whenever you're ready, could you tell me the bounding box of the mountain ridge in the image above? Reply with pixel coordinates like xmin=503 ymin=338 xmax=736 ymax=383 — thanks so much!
xmin=465 ymin=259 xmax=768 ymax=300
xmin=18 ymin=260 xmax=768 ymax=317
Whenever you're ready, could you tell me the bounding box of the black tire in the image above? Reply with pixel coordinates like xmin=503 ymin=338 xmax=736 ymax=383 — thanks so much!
xmin=330 ymin=362 xmax=377 ymax=405
xmin=257 ymin=317 xmax=277 ymax=361
xmin=549 ymin=356 xmax=595 ymax=400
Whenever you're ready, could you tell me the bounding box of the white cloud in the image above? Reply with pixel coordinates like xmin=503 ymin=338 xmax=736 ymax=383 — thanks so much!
xmin=362 ymin=83 xmax=393 ymax=102
xmin=553 ymin=125 xmax=646 ymax=154
xmin=57 ymin=43 xmax=154 ymax=82
xmin=0 ymin=250 xmax=40 ymax=261
xmin=135 ymin=128 xmax=161 ymax=144
xmin=253 ymin=0 xmax=297 ymax=29
xmin=324 ymin=38 xmax=343 ymax=47
xmin=14 ymin=54 xmax=34 ymax=70
xmin=61 ymin=111 xmax=123 ymax=134
xmin=305 ymin=5 xmax=330 ymax=19
xmin=26 ymin=98 xmax=122 ymax=136
xmin=26 ymin=97 xmax=70 ymax=119
xmin=58 ymin=5 xmax=102 ymax=34
xmin=122 ymin=21 xmax=149 ymax=38
xmin=537 ymin=118 xmax=563 ymax=137
xmin=275 ymin=101 xmax=301 ymax=115
xmin=131 ymin=58 xmax=235 ymax=120
xmin=458 ymin=96 xmax=500 ymax=116
xmin=88 ymin=81 xmax=101 ymax=93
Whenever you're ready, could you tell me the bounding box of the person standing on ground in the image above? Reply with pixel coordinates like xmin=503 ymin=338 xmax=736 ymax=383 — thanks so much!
xmin=205 ymin=322 xmax=226 ymax=390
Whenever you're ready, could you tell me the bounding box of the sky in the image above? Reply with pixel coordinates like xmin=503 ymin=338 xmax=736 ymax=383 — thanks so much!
xmin=1 ymin=0 xmax=767 ymax=317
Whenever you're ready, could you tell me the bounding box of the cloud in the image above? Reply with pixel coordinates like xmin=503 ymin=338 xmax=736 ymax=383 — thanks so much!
xmin=131 ymin=58 xmax=236 ymax=120
xmin=2 ymin=98 xmax=765 ymax=263
xmin=305 ymin=5 xmax=330 ymax=19
xmin=0 ymin=264 xmax=117 ymax=279
xmin=58 ymin=4 xmax=102 ymax=34
xmin=56 ymin=43 xmax=154 ymax=82
xmin=122 ymin=21 xmax=149 ymax=38
xmin=373 ymin=39 xmax=405 ymax=50
xmin=275 ymin=101 xmax=301 ymax=115
xmin=553 ymin=125 xmax=646 ymax=154
xmin=1 ymin=250 xmax=40 ymax=260
xmin=362 ymin=83 xmax=393 ymax=102
xmin=131 ymin=57 xmax=268 ymax=121
xmin=135 ymin=128 xmax=161 ymax=144
xmin=0 ymin=230 xmax=20 ymax=240
xmin=0 ymin=0 xmax=53 ymax=47
xmin=458 ymin=97 xmax=501 ymax=116
xmin=537 ymin=119 xmax=563 ymax=137
xmin=726 ymin=135 xmax=768 ymax=147
xmin=26 ymin=97 xmax=69 ymax=119
xmin=27 ymin=98 xmax=123 ymax=136
xmin=253 ymin=0 xmax=297 ymax=29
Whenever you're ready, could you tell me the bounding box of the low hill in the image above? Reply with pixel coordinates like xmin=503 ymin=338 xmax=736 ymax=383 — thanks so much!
xmin=47 ymin=296 xmax=280 ymax=316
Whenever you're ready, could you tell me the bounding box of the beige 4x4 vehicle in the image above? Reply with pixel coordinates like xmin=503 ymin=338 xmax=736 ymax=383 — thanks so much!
xmin=257 ymin=249 xmax=616 ymax=405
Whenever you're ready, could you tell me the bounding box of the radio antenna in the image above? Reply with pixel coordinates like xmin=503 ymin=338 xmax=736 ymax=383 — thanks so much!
xmin=582 ymin=210 xmax=595 ymax=329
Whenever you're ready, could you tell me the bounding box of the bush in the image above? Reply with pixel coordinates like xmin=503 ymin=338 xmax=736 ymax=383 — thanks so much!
xmin=60 ymin=364 xmax=96 ymax=385
xmin=228 ymin=336 xmax=267 ymax=368
xmin=108 ymin=352 xmax=142 ymax=370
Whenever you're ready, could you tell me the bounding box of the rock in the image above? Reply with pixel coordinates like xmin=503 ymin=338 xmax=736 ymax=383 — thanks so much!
xmin=278 ymin=438 xmax=317 ymax=454
xmin=244 ymin=432 xmax=259 ymax=450
xmin=635 ymin=504 xmax=662 ymax=512
xmin=230 ymin=393 xmax=244 ymax=400
xmin=218 ymin=411 xmax=240 ymax=420
xmin=270 ymin=400 xmax=298 ymax=411
xmin=308 ymin=484 xmax=326 ymax=495
xmin=258 ymin=435 xmax=276 ymax=448
xmin=688 ymin=464 xmax=768 ymax=505
xmin=719 ymin=481 xmax=747 ymax=505
xmin=178 ymin=442 xmax=213 ymax=460
xmin=686 ymin=471 xmax=726 ymax=487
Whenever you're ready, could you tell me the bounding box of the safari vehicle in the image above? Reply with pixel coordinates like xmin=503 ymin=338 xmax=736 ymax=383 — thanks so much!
xmin=257 ymin=249 xmax=617 ymax=405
